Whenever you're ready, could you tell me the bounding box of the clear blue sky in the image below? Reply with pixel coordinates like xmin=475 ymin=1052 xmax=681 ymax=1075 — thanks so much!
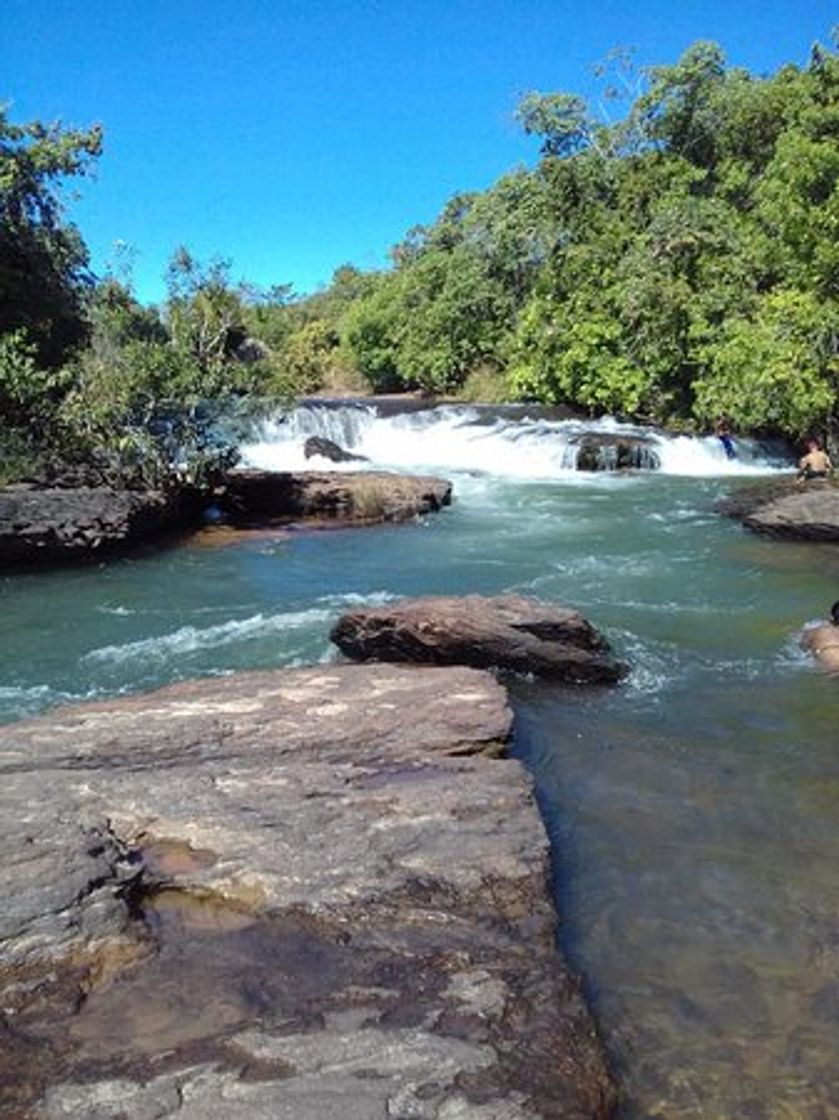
xmin=2 ymin=1 xmax=834 ymax=305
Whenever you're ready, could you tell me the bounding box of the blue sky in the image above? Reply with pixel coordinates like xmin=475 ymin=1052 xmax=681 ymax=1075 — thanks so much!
xmin=2 ymin=1 xmax=835 ymax=305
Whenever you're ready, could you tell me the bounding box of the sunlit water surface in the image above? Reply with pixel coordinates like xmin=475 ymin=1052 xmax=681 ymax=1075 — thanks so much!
xmin=3 ymin=405 xmax=839 ymax=1118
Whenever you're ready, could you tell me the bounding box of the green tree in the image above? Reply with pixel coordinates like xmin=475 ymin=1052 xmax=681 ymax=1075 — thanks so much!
xmin=0 ymin=107 xmax=102 ymax=367
xmin=693 ymin=289 xmax=839 ymax=435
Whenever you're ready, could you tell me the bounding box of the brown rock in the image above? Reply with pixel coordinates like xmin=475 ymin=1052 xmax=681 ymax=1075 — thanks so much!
xmin=303 ymin=436 xmax=368 ymax=463
xmin=331 ymin=593 xmax=627 ymax=684
xmin=0 ymin=663 xmax=615 ymax=1119
xmin=221 ymin=468 xmax=452 ymax=524
xmin=0 ymin=485 xmax=193 ymax=569
xmin=717 ymin=478 xmax=839 ymax=540
xmin=744 ymin=485 xmax=839 ymax=540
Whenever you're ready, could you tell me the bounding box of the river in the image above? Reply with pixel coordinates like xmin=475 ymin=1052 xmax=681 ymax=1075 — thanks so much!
xmin=3 ymin=402 xmax=839 ymax=1119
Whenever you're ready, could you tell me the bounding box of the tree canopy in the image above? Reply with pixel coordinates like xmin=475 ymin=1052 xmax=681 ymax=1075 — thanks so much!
xmin=2 ymin=32 xmax=839 ymax=484
xmin=0 ymin=108 xmax=102 ymax=368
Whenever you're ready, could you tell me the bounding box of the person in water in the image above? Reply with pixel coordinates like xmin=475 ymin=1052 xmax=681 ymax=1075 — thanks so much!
xmin=798 ymin=438 xmax=833 ymax=480
xmin=715 ymin=416 xmax=736 ymax=460
xmin=802 ymin=601 xmax=839 ymax=673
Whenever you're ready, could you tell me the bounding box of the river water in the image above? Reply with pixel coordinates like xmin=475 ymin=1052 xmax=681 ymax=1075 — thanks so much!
xmin=3 ymin=403 xmax=839 ymax=1119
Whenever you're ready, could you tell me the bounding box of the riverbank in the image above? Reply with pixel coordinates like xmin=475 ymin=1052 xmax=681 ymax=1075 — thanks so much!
xmin=0 ymin=469 xmax=452 ymax=571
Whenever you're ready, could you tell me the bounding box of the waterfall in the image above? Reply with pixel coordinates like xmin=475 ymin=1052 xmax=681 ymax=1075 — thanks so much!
xmin=240 ymin=401 xmax=790 ymax=479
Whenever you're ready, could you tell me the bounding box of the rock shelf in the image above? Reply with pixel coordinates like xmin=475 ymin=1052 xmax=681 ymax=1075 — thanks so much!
xmin=718 ymin=478 xmax=839 ymax=541
xmin=0 ymin=470 xmax=453 ymax=570
xmin=0 ymin=663 xmax=615 ymax=1120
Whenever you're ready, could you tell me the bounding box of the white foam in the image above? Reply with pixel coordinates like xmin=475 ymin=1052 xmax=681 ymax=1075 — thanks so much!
xmin=83 ymin=607 xmax=333 ymax=665
xmin=240 ymin=405 xmax=789 ymax=481
xmin=82 ymin=590 xmax=399 ymax=667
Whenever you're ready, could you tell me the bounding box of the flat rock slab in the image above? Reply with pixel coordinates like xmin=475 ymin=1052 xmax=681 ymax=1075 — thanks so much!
xmin=222 ymin=469 xmax=452 ymax=525
xmin=0 ymin=663 xmax=614 ymax=1120
xmin=331 ymin=594 xmax=627 ymax=684
xmin=744 ymin=486 xmax=839 ymax=541
xmin=718 ymin=479 xmax=839 ymax=540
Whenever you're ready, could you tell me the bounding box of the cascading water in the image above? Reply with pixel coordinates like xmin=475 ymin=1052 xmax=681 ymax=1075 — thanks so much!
xmin=240 ymin=401 xmax=789 ymax=479
xmin=5 ymin=400 xmax=836 ymax=1120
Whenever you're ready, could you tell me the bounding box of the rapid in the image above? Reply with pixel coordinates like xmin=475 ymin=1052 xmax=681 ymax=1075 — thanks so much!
xmin=4 ymin=401 xmax=839 ymax=1119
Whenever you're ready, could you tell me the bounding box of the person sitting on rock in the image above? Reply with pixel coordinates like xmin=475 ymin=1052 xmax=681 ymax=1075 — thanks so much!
xmin=798 ymin=438 xmax=833 ymax=481
xmin=802 ymin=601 xmax=839 ymax=674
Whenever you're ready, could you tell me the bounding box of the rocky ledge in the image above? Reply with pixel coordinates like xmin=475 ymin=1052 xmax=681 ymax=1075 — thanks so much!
xmin=717 ymin=478 xmax=839 ymax=541
xmin=0 ymin=482 xmax=195 ymax=568
xmin=220 ymin=468 xmax=452 ymax=525
xmin=0 ymin=470 xmax=452 ymax=570
xmin=0 ymin=663 xmax=614 ymax=1120
xmin=331 ymin=593 xmax=627 ymax=684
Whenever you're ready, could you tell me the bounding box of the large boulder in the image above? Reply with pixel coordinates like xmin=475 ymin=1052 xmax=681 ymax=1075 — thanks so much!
xmin=331 ymin=593 xmax=627 ymax=683
xmin=0 ymin=483 xmax=194 ymax=569
xmin=569 ymin=433 xmax=660 ymax=472
xmin=303 ymin=435 xmax=368 ymax=463
xmin=0 ymin=663 xmax=615 ymax=1119
xmin=221 ymin=469 xmax=452 ymax=524
xmin=718 ymin=478 xmax=839 ymax=540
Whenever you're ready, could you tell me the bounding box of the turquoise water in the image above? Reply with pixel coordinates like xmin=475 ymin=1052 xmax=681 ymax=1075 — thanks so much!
xmin=3 ymin=406 xmax=838 ymax=1118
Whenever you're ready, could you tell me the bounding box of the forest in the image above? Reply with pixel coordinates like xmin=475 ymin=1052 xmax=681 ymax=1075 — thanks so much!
xmin=1 ymin=35 xmax=837 ymax=483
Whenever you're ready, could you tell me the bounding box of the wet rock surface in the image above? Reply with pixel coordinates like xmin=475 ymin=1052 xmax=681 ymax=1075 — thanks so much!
xmin=303 ymin=436 xmax=368 ymax=463
xmin=0 ymin=663 xmax=615 ymax=1119
xmin=718 ymin=478 xmax=839 ymax=540
xmin=568 ymin=433 xmax=660 ymax=472
xmin=220 ymin=468 xmax=452 ymax=525
xmin=0 ymin=484 xmax=193 ymax=569
xmin=0 ymin=467 xmax=452 ymax=570
xmin=331 ymin=594 xmax=627 ymax=684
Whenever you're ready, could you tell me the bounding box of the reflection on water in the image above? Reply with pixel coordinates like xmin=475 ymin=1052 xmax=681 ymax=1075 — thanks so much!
xmin=512 ymin=671 xmax=839 ymax=1119
xmin=2 ymin=412 xmax=837 ymax=1117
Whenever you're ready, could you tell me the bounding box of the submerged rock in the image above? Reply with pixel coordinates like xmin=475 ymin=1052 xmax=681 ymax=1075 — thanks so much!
xmin=221 ymin=468 xmax=452 ymax=524
xmin=0 ymin=663 xmax=615 ymax=1119
xmin=331 ymin=593 xmax=627 ymax=683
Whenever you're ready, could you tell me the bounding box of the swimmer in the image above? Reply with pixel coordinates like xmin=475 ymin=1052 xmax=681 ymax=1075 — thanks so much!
xmin=802 ymin=601 xmax=839 ymax=674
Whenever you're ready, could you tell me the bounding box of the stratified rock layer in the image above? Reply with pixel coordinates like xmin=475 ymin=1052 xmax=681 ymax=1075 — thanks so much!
xmin=0 ymin=484 xmax=189 ymax=567
xmin=331 ymin=594 xmax=627 ymax=684
xmin=718 ymin=478 xmax=839 ymax=540
xmin=0 ymin=469 xmax=452 ymax=569
xmin=0 ymin=663 xmax=615 ymax=1120
xmin=221 ymin=469 xmax=452 ymax=524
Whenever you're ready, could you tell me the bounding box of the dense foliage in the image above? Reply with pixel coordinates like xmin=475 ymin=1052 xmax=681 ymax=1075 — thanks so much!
xmin=329 ymin=35 xmax=839 ymax=438
xmin=1 ymin=32 xmax=838 ymax=485
xmin=0 ymin=108 xmax=101 ymax=370
xmin=507 ymin=39 xmax=839 ymax=438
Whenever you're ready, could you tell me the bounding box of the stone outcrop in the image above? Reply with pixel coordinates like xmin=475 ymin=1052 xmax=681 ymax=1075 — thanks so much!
xmin=331 ymin=594 xmax=627 ymax=684
xmin=303 ymin=436 xmax=368 ymax=463
xmin=0 ymin=663 xmax=615 ymax=1119
xmin=0 ymin=468 xmax=453 ymax=569
xmin=0 ymin=483 xmax=194 ymax=568
xmin=718 ymin=478 xmax=839 ymax=540
xmin=221 ymin=469 xmax=452 ymax=525
xmin=568 ymin=433 xmax=660 ymax=472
